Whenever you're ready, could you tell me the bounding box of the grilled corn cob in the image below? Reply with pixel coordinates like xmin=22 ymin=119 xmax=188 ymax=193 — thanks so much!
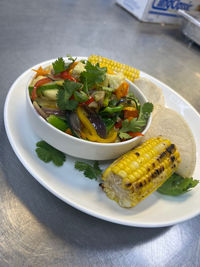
xmin=88 ymin=55 xmax=140 ymax=82
xmin=101 ymin=137 xmax=181 ymax=208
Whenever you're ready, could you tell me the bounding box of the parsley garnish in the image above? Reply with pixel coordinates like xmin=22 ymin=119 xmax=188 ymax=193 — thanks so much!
xmin=120 ymin=102 xmax=153 ymax=135
xmin=56 ymin=80 xmax=82 ymax=111
xmin=157 ymin=173 xmax=199 ymax=196
xmin=36 ymin=141 xmax=66 ymax=166
xmin=80 ymin=61 xmax=107 ymax=92
xmin=74 ymin=161 xmax=102 ymax=180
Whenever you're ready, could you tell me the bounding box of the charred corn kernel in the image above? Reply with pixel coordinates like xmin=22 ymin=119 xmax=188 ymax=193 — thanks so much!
xmin=88 ymin=55 xmax=140 ymax=82
xmin=101 ymin=137 xmax=181 ymax=208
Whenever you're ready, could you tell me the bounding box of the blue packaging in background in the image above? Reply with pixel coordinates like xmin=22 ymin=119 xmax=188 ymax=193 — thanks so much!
xmin=116 ymin=0 xmax=199 ymax=24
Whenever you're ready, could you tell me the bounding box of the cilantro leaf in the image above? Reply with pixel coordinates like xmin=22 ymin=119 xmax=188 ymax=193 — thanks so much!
xmin=56 ymin=80 xmax=81 ymax=111
xmin=36 ymin=141 xmax=66 ymax=166
xmin=52 ymin=56 xmax=77 ymax=74
xmin=65 ymin=99 xmax=79 ymax=111
xmin=74 ymin=161 xmax=102 ymax=180
xmin=52 ymin=57 xmax=66 ymax=74
xmin=80 ymin=61 xmax=107 ymax=91
xmin=119 ymin=132 xmax=132 ymax=140
xmin=66 ymin=54 xmax=77 ymax=63
xmin=120 ymin=118 xmax=146 ymax=133
xmin=120 ymin=102 xmax=153 ymax=134
xmin=138 ymin=102 xmax=153 ymax=120
xmin=157 ymin=173 xmax=199 ymax=196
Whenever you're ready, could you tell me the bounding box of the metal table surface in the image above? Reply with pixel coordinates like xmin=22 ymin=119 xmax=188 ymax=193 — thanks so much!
xmin=1 ymin=0 xmax=200 ymax=266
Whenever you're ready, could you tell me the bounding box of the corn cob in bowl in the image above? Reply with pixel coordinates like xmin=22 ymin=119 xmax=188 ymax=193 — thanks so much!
xmin=101 ymin=137 xmax=181 ymax=208
xmin=88 ymin=55 xmax=140 ymax=82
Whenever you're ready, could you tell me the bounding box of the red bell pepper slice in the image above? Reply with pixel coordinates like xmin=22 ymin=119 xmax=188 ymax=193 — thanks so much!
xmin=115 ymin=121 xmax=122 ymax=129
xmin=128 ymin=132 xmax=144 ymax=138
xmin=60 ymin=71 xmax=77 ymax=82
xmin=31 ymin=77 xmax=52 ymax=101
xmin=79 ymin=96 xmax=95 ymax=106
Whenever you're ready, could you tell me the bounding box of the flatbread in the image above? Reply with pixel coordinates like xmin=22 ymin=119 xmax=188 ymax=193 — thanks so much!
xmin=142 ymin=105 xmax=196 ymax=177
xmin=134 ymin=77 xmax=165 ymax=106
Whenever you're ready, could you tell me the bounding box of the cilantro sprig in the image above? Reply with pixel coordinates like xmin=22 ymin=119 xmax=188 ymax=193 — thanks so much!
xmin=36 ymin=141 xmax=66 ymax=166
xmin=120 ymin=102 xmax=153 ymax=135
xmin=52 ymin=57 xmax=66 ymax=74
xmin=80 ymin=61 xmax=107 ymax=93
xmin=74 ymin=161 xmax=102 ymax=180
xmin=56 ymin=80 xmax=82 ymax=111
xmin=52 ymin=55 xmax=77 ymax=74
xmin=119 ymin=132 xmax=133 ymax=140
xmin=157 ymin=173 xmax=199 ymax=196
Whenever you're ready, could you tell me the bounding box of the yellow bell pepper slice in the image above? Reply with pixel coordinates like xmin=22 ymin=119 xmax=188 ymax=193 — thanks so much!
xmin=77 ymin=106 xmax=117 ymax=143
xmin=96 ymin=128 xmax=117 ymax=143
xmin=77 ymin=106 xmax=97 ymax=136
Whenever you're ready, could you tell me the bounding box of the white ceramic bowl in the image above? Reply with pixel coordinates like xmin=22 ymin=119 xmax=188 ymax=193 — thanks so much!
xmin=26 ymin=57 xmax=152 ymax=160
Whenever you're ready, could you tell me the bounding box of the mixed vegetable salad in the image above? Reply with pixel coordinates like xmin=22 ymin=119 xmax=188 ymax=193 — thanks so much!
xmin=29 ymin=56 xmax=153 ymax=143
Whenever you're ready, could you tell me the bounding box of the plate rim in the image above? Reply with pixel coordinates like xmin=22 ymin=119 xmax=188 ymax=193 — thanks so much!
xmin=3 ymin=58 xmax=200 ymax=228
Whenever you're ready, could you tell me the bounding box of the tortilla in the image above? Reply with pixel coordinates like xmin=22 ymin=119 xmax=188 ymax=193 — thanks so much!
xmin=134 ymin=77 xmax=165 ymax=106
xmin=142 ymin=105 xmax=196 ymax=177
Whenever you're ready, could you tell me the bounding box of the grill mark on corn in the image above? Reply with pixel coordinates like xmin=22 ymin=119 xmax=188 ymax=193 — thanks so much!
xmin=159 ymin=151 xmax=166 ymax=160
xmin=170 ymin=155 xmax=175 ymax=162
xmin=134 ymin=145 xmax=177 ymax=188
xmin=167 ymin=144 xmax=175 ymax=154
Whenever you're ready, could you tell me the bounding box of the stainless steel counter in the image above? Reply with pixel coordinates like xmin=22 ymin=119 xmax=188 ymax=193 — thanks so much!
xmin=1 ymin=0 xmax=200 ymax=266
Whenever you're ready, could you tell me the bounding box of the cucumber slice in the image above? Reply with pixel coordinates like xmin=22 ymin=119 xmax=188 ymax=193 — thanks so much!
xmin=39 ymin=83 xmax=61 ymax=90
xmin=28 ymin=82 xmax=62 ymax=97
xmin=42 ymin=89 xmax=58 ymax=100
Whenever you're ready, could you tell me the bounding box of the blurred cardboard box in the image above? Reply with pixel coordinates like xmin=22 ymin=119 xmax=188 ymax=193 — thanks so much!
xmin=116 ymin=0 xmax=200 ymax=24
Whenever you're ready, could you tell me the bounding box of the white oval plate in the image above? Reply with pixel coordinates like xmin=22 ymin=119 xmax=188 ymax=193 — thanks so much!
xmin=4 ymin=58 xmax=200 ymax=228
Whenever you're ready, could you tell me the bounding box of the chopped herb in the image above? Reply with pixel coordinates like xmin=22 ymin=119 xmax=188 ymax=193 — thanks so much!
xmin=52 ymin=56 xmax=77 ymax=74
xmin=101 ymin=117 xmax=116 ymax=133
xmin=74 ymin=161 xmax=102 ymax=180
xmin=66 ymin=54 xmax=77 ymax=69
xmin=119 ymin=132 xmax=132 ymax=140
xmin=52 ymin=57 xmax=66 ymax=74
xmin=157 ymin=173 xmax=199 ymax=196
xmin=36 ymin=141 xmax=66 ymax=166
xmin=74 ymin=90 xmax=89 ymax=103
xmin=80 ymin=61 xmax=107 ymax=92
xmin=66 ymin=54 xmax=77 ymax=63
xmin=120 ymin=102 xmax=153 ymax=136
xmin=138 ymin=102 xmax=153 ymax=120
xmin=56 ymin=80 xmax=82 ymax=111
